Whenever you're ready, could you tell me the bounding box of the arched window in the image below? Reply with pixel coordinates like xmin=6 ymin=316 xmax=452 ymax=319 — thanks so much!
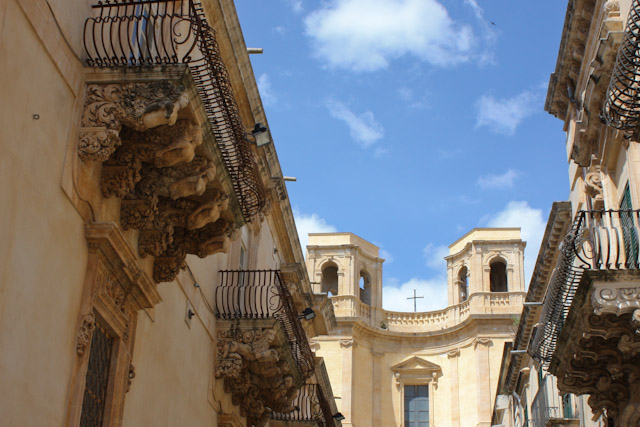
xmin=359 ymin=270 xmax=372 ymax=305
xmin=321 ymin=264 xmax=339 ymax=296
xmin=490 ymin=261 xmax=508 ymax=292
xmin=458 ymin=267 xmax=468 ymax=301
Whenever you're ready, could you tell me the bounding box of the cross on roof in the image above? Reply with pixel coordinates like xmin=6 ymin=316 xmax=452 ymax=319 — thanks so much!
xmin=407 ymin=289 xmax=424 ymax=312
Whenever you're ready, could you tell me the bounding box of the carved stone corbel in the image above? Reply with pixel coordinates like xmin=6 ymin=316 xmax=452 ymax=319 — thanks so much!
xmin=76 ymin=313 xmax=96 ymax=356
xmin=79 ymin=81 xmax=188 ymax=162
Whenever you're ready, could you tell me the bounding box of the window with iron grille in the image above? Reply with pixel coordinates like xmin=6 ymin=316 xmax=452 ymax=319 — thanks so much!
xmin=80 ymin=322 xmax=114 ymax=427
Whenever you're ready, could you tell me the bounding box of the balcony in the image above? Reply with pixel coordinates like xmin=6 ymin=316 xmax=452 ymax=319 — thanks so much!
xmin=83 ymin=0 xmax=265 ymax=221
xmin=531 ymin=209 xmax=640 ymax=366
xmin=214 ymin=270 xmax=317 ymax=426
xmin=530 ymin=210 xmax=640 ymax=423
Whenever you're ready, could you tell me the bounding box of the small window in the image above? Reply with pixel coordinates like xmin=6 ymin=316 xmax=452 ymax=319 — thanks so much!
xmin=404 ymin=385 xmax=429 ymax=427
xmin=321 ymin=265 xmax=339 ymax=296
xmin=490 ymin=261 xmax=508 ymax=292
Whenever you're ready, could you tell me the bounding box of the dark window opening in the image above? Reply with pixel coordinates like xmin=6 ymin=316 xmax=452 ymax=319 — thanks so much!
xmin=490 ymin=261 xmax=508 ymax=292
xmin=321 ymin=265 xmax=339 ymax=296
xmin=620 ymin=183 xmax=639 ymax=267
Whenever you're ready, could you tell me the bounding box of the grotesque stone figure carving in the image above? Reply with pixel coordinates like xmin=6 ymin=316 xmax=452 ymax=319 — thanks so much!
xmin=79 ymin=81 xmax=188 ymax=162
xmin=216 ymin=327 xmax=303 ymax=427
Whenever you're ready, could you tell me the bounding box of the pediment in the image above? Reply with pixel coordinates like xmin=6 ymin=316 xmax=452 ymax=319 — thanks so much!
xmin=391 ymin=356 xmax=441 ymax=373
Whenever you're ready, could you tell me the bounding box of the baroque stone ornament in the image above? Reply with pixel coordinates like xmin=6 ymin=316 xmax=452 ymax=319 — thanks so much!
xmin=76 ymin=313 xmax=96 ymax=356
xmin=78 ymin=79 xmax=240 ymax=283
xmin=592 ymin=283 xmax=640 ymax=316
xmin=216 ymin=327 xmax=301 ymax=427
xmin=551 ymin=285 xmax=640 ymax=424
xmin=79 ymin=81 xmax=188 ymax=162
xmin=584 ymin=158 xmax=604 ymax=210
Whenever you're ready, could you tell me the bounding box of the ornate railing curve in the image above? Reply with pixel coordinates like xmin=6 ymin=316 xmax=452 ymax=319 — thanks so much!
xmin=270 ymin=383 xmax=335 ymax=425
xmin=83 ymin=0 xmax=265 ymax=220
xmin=215 ymin=270 xmax=315 ymax=379
xmin=531 ymin=209 xmax=640 ymax=366
xmin=603 ymin=0 xmax=640 ymax=131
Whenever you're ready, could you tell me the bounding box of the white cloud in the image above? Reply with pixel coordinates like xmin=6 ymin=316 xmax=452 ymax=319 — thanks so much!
xmin=380 ymin=249 xmax=394 ymax=263
xmin=273 ymin=26 xmax=287 ymax=35
xmin=304 ymin=0 xmax=476 ymax=72
xmin=423 ymin=244 xmax=449 ymax=271
xmin=485 ymin=201 xmax=546 ymax=285
xmin=477 ymin=169 xmax=520 ymax=190
xmin=293 ymin=209 xmax=337 ymax=254
xmin=326 ymin=99 xmax=384 ymax=148
xmin=476 ymin=90 xmax=540 ymax=136
xmin=286 ymin=0 xmax=303 ymax=13
xmin=257 ymin=73 xmax=277 ymax=107
xmin=383 ymin=277 xmax=448 ymax=312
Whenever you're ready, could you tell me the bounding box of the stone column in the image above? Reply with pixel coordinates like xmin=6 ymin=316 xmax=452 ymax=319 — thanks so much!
xmin=474 ymin=338 xmax=492 ymax=426
xmin=372 ymin=350 xmax=384 ymax=426
xmin=448 ymin=349 xmax=461 ymax=427
xmin=341 ymin=339 xmax=355 ymax=425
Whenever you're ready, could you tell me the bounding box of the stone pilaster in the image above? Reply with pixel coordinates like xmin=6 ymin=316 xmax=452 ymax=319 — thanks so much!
xmin=372 ymin=350 xmax=384 ymax=426
xmin=340 ymin=339 xmax=355 ymax=425
xmin=447 ymin=349 xmax=461 ymax=427
xmin=474 ymin=338 xmax=492 ymax=426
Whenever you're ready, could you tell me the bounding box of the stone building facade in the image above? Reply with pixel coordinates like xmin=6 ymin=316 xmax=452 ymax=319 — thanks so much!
xmin=0 ymin=1 xmax=339 ymax=426
xmin=307 ymin=230 xmax=526 ymax=427
xmin=492 ymin=0 xmax=640 ymax=425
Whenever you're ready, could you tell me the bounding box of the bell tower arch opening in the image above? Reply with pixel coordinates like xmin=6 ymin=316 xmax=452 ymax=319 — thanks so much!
xmin=359 ymin=270 xmax=372 ymax=305
xmin=458 ymin=266 xmax=468 ymax=302
xmin=321 ymin=263 xmax=339 ymax=296
xmin=489 ymin=259 xmax=508 ymax=292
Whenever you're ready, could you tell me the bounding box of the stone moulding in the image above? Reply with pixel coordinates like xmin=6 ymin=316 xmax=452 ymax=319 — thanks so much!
xmin=215 ymin=320 xmax=304 ymax=427
xmin=592 ymin=282 xmax=640 ymax=316
xmin=78 ymin=75 xmax=243 ymax=283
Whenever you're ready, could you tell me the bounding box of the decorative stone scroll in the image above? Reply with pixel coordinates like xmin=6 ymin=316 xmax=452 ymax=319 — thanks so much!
xmin=79 ymin=80 xmax=239 ymax=283
xmin=592 ymin=282 xmax=640 ymax=316
xmin=216 ymin=327 xmax=301 ymax=427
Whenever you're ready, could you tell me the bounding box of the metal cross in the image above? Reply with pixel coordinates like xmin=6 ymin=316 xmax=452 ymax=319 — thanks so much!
xmin=407 ymin=289 xmax=424 ymax=312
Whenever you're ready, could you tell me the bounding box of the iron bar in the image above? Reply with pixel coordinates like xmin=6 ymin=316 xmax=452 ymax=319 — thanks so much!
xmin=83 ymin=0 xmax=266 ymax=220
xmin=603 ymin=0 xmax=640 ymax=131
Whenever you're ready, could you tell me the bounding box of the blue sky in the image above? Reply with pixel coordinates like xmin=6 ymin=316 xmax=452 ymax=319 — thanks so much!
xmin=236 ymin=0 xmax=570 ymax=312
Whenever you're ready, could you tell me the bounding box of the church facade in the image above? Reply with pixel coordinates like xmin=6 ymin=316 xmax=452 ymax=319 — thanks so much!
xmin=307 ymin=230 xmax=526 ymax=427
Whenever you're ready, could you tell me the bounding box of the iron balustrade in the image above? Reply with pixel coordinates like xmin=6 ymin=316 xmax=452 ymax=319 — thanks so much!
xmin=271 ymin=383 xmax=335 ymax=426
xmin=603 ymin=0 xmax=640 ymax=131
xmin=214 ymin=270 xmax=315 ymax=379
xmin=83 ymin=0 xmax=266 ymax=221
xmin=531 ymin=210 xmax=640 ymax=365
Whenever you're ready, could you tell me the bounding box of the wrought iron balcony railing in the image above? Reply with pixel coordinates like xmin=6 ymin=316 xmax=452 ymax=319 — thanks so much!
xmin=214 ymin=270 xmax=315 ymax=379
xmin=531 ymin=209 xmax=640 ymax=365
xmin=270 ymin=384 xmax=335 ymax=426
xmin=83 ymin=0 xmax=265 ymax=220
xmin=603 ymin=0 xmax=640 ymax=131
